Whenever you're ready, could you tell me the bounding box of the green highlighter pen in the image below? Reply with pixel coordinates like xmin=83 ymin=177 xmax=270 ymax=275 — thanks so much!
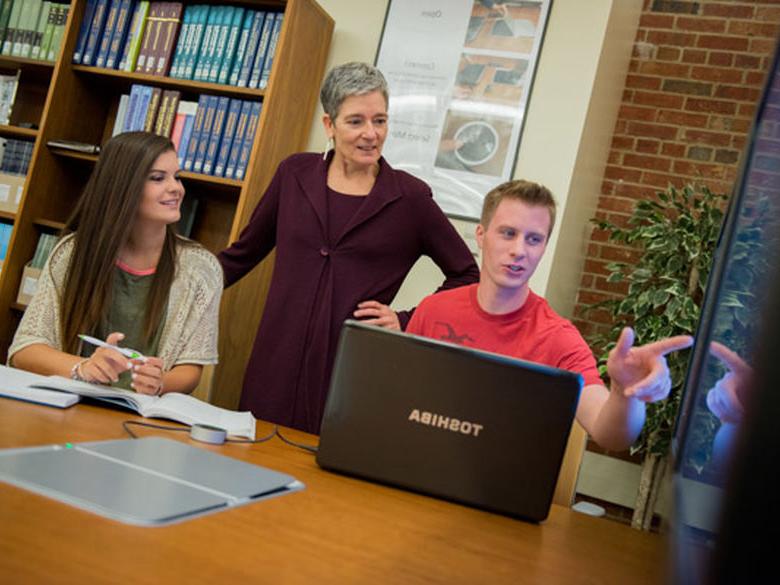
xmin=78 ymin=334 xmax=147 ymax=361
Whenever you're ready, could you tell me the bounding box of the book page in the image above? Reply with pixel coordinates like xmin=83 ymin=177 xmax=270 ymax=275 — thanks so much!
xmin=34 ymin=376 xmax=145 ymax=412
xmin=144 ymin=393 xmax=256 ymax=439
xmin=0 ymin=366 xmax=80 ymax=408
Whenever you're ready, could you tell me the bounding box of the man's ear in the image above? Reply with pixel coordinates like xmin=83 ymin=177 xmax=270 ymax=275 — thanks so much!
xmin=475 ymin=223 xmax=485 ymax=250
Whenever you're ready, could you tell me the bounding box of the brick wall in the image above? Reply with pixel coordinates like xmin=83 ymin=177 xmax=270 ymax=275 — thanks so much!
xmin=572 ymin=0 xmax=780 ymax=342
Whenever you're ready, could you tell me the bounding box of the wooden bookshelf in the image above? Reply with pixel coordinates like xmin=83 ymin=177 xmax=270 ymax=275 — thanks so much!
xmin=0 ymin=210 xmax=15 ymax=221
xmin=0 ymin=0 xmax=334 ymax=412
xmin=0 ymin=125 xmax=38 ymax=139
xmin=72 ymin=64 xmax=268 ymax=99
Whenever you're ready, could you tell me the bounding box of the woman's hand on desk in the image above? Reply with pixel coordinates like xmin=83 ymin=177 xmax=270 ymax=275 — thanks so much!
xmin=130 ymin=356 xmax=165 ymax=395
xmin=354 ymin=300 xmax=401 ymax=330
xmin=78 ymin=332 xmax=132 ymax=384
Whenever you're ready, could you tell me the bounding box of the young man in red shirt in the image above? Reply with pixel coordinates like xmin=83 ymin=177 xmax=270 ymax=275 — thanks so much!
xmin=407 ymin=180 xmax=693 ymax=451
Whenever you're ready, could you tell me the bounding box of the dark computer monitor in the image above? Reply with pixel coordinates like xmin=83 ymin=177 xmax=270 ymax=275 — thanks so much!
xmin=669 ymin=36 xmax=780 ymax=584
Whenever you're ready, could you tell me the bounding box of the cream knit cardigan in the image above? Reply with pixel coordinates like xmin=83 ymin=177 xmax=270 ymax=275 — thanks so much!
xmin=9 ymin=234 xmax=223 ymax=370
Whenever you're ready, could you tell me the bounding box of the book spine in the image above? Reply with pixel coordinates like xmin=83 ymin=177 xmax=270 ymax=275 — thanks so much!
xmin=235 ymin=101 xmax=262 ymax=180
xmin=197 ymin=6 xmax=221 ymax=82
xmin=95 ymin=0 xmax=121 ymax=68
xmin=143 ymin=1 xmax=165 ymax=75
xmin=39 ymin=3 xmax=56 ymax=61
xmin=217 ymin=6 xmax=243 ymax=85
xmin=0 ymin=0 xmax=16 ymax=54
xmin=193 ymin=95 xmax=217 ymax=174
xmin=213 ymin=98 xmax=241 ymax=177
xmin=112 ymin=93 xmax=130 ymax=136
xmin=11 ymin=0 xmax=33 ymax=57
xmin=182 ymin=94 xmax=208 ymax=172
xmin=248 ymin=13 xmax=273 ymax=90
xmin=46 ymin=3 xmax=67 ymax=62
xmin=259 ymin=13 xmax=283 ymax=90
xmin=225 ymin=99 xmax=251 ymax=180
xmin=158 ymin=89 xmax=179 ymax=137
xmin=182 ymin=4 xmax=206 ymax=79
xmin=202 ymin=95 xmax=229 ymax=175
xmin=178 ymin=3 xmax=198 ymax=79
xmin=228 ymin=9 xmax=253 ymax=87
xmin=135 ymin=0 xmax=160 ymax=73
xmin=30 ymin=0 xmax=50 ymax=59
xmin=128 ymin=83 xmax=151 ymax=131
xmin=105 ymin=0 xmax=133 ymax=69
xmin=168 ymin=2 xmax=193 ymax=79
xmin=72 ymin=0 xmax=98 ymax=63
xmin=118 ymin=0 xmax=147 ymax=71
xmin=169 ymin=111 xmax=185 ymax=151
xmin=3 ymin=0 xmax=23 ymax=55
xmin=192 ymin=6 xmax=215 ymax=81
xmin=237 ymin=11 xmax=264 ymax=88
xmin=175 ymin=102 xmax=197 ymax=166
xmin=154 ymin=1 xmax=182 ymax=76
xmin=82 ymin=0 xmax=110 ymax=66
xmin=170 ymin=99 xmax=195 ymax=151
xmin=207 ymin=6 xmax=233 ymax=84
xmin=152 ymin=87 xmax=169 ymax=135
xmin=28 ymin=0 xmax=46 ymax=58
xmin=143 ymin=86 xmax=162 ymax=131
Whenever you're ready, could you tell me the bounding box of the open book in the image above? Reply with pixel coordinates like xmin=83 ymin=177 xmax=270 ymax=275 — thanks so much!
xmin=0 ymin=366 xmax=255 ymax=439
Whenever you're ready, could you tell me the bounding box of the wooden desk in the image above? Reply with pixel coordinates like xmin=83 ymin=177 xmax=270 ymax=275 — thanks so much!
xmin=0 ymin=398 xmax=665 ymax=584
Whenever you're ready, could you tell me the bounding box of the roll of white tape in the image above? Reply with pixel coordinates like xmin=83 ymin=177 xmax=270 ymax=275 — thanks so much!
xmin=190 ymin=423 xmax=227 ymax=445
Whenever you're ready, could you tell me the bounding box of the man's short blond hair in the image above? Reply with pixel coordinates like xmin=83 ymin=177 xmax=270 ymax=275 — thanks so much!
xmin=480 ymin=180 xmax=557 ymax=236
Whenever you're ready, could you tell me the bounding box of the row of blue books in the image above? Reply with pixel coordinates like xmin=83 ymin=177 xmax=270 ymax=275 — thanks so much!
xmin=169 ymin=5 xmax=283 ymax=89
xmin=112 ymin=84 xmax=181 ymax=137
xmin=179 ymin=94 xmax=262 ymax=180
xmin=73 ymin=1 xmax=182 ymax=73
xmin=112 ymin=84 xmax=262 ymax=180
xmin=72 ymin=1 xmax=284 ymax=90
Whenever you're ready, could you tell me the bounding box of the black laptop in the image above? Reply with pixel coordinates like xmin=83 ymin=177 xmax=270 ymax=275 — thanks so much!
xmin=316 ymin=321 xmax=583 ymax=522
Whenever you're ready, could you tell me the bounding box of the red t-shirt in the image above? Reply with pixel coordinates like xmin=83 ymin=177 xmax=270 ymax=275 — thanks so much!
xmin=407 ymin=284 xmax=604 ymax=387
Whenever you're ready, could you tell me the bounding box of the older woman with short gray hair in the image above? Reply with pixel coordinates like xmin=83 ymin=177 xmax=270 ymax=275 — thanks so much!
xmin=218 ymin=62 xmax=479 ymax=434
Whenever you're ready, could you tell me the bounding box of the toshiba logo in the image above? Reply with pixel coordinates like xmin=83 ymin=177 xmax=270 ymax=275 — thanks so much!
xmin=408 ymin=409 xmax=484 ymax=437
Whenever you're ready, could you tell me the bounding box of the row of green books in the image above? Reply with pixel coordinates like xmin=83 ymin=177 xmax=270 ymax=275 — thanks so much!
xmin=169 ymin=4 xmax=283 ymax=89
xmin=0 ymin=0 xmax=69 ymax=62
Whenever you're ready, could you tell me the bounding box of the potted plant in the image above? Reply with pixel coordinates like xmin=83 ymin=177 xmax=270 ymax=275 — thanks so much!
xmin=585 ymin=183 xmax=727 ymax=530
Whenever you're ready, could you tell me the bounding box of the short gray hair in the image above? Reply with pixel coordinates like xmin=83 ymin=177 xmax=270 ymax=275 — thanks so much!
xmin=320 ymin=62 xmax=389 ymax=119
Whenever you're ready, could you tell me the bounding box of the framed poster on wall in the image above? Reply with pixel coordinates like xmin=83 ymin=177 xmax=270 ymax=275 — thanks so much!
xmin=376 ymin=0 xmax=551 ymax=220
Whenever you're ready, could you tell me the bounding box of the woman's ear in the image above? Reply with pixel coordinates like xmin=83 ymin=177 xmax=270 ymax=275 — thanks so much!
xmin=322 ymin=114 xmax=334 ymax=137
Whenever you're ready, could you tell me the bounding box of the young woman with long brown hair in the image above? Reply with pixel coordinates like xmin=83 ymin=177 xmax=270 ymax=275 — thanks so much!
xmin=9 ymin=132 xmax=222 ymax=395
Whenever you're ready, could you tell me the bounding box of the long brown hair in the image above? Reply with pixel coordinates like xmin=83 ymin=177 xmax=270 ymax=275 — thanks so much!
xmin=60 ymin=132 xmax=182 ymax=354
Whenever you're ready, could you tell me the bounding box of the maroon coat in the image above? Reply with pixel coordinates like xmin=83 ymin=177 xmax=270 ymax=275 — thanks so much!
xmin=219 ymin=152 xmax=479 ymax=434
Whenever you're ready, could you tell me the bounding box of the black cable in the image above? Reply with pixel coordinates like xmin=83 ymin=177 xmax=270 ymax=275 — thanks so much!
xmin=274 ymin=427 xmax=318 ymax=454
xmin=122 ymin=420 xmax=189 ymax=439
